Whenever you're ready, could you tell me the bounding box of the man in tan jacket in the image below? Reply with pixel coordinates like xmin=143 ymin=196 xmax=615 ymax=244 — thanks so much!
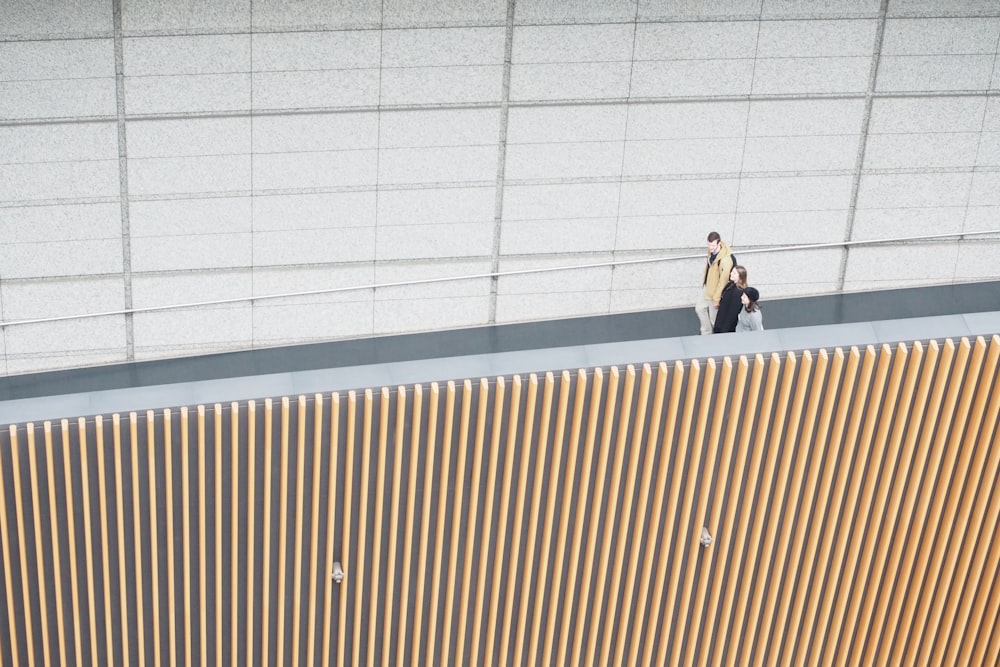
xmin=695 ymin=231 xmax=734 ymax=335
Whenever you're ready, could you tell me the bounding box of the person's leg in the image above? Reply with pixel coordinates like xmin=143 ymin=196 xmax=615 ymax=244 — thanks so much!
xmin=709 ymin=302 xmax=719 ymax=327
xmin=695 ymin=295 xmax=713 ymax=335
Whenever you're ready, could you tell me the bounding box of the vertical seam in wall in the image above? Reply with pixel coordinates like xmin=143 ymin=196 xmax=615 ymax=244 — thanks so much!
xmin=113 ymin=0 xmax=134 ymax=361
xmin=837 ymin=0 xmax=889 ymax=290
xmin=609 ymin=1 xmax=641 ymax=315
xmin=488 ymin=0 xmax=516 ymax=324
xmin=0 ymin=278 xmax=6 ymax=375
xmin=730 ymin=7 xmax=763 ymax=251
xmin=374 ymin=1 xmax=384 ymax=333
xmin=954 ymin=26 xmax=1000 ymax=282
xmin=250 ymin=0 xmax=256 ymax=349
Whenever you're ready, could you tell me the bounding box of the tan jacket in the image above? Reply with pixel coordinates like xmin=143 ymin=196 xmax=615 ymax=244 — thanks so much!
xmin=703 ymin=241 xmax=734 ymax=304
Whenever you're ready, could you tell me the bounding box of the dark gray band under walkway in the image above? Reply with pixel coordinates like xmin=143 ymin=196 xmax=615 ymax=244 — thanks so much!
xmin=1 ymin=280 xmax=997 ymax=424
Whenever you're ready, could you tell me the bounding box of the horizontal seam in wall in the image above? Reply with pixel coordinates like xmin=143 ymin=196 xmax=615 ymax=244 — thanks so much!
xmin=5 ymin=90 xmax=999 ymax=126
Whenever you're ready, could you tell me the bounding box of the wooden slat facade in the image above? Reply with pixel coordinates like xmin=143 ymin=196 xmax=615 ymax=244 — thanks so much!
xmin=0 ymin=335 xmax=998 ymax=666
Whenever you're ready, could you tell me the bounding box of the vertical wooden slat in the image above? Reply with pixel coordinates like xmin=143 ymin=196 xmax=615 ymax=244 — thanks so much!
xmin=113 ymin=414 xmax=131 ymax=667
xmin=76 ymin=418 xmax=100 ymax=666
xmin=440 ymin=379 xmax=475 ymax=666
xmin=321 ymin=392 xmax=341 ymax=667
xmin=470 ymin=376 xmax=510 ymax=667
xmin=453 ymin=378 xmax=490 ymax=667
xmin=965 ymin=453 xmax=1000 ymax=667
xmin=659 ymin=359 xmax=715 ymax=665
xmin=628 ymin=361 xmax=684 ymax=666
xmin=382 ymin=387 xmax=408 ymax=667
xmin=7 ymin=334 xmax=1000 ymax=666
xmin=9 ymin=425 xmax=37 ymax=667
xmin=819 ymin=345 xmax=900 ymax=666
xmin=939 ymin=338 xmax=1000 ymax=666
xmin=752 ymin=350 xmax=821 ymax=664
xmin=775 ymin=348 xmax=848 ymax=664
xmin=553 ymin=367 xmax=606 ymax=667
xmin=424 ymin=381 xmax=457 ymax=666
xmin=690 ymin=355 xmax=749 ymax=666
xmin=583 ymin=365 xmax=638 ymax=667
xmin=522 ymin=370 xmax=573 ymax=667
xmin=916 ymin=338 xmax=997 ymax=665
xmin=567 ymin=373 xmax=617 ymax=666
xmin=721 ymin=352 xmax=791 ymax=665
xmin=397 ymin=385 xmax=425 ymax=665
xmin=291 ymin=396 xmax=308 ymax=666
xmin=368 ymin=387 xmax=391 ymax=665
xmin=856 ymin=340 xmax=939 ymax=663
xmin=558 ymin=366 xmax=612 ymax=664
xmin=230 ymin=402 xmax=240 ymax=667
xmin=245 ymin=401 xmax=257 ymax=667
xmin=95 ymin=415 xmax=116 ymax=667
xmin=44 ymin=422 xmax=70 ymax=667
xmin=162 ymin=410 xmax=177 ymax=667
xmin=899 ymin=338 xmax=982 ymax=663
xmin=197 ymin=406 xmax=207 ymax=667
xmin=613 ymin=362 xmax=670 ymax=667
xmin=516 ymin=371 xmax=570 ymax=665
xmin=742 ymin=352 xmax=811 ymax=662
xmin=25 ymin=425 xmax=52 ymax=667
xmin=645 ymin=357 xmax=701 ymax=664
xmin=503 ymin=373 xmax=549 ymax=666
xmin=305 ymin=395 xmax=324 ymax=667
xmin=598 ymin=363 xmax=655 ymax=667
xmin=701 ymin=352 xmax=766 ymax=660
xmin=0 ymin=427 xmax=21 ymax=667
xmin=339 ymin=391 xmax=358 ymax=667
xmin=352 ymin=390 xmax=372 ymax=667
xmin=61 ymin=418 xmax=85 ymax=666
xmin=713 ymin=353 xmax=782 ymax=663
xmin=860 ymin=337 xmax=942 ymax=660
xmin=882 ymin=339 xmax=965 ymax=664
xmin=786 ymin=346 xmax=863 ymax=662
xmin=671 ymin=357 xmax=731 ymax=667
xmin=539 ymin=368 xmax=590 ymax=667
xmin=801 ymin=346 xmax=877 ymax=665
xmin=883 ymin=341 xmax=969 ymax=666
xmin=409 ymin=383 xmax=439 ymax=666
xmin=260 ymin=400 xmax=274 ymax=667
xmin=180 ymin=408 xmax=192 ymax=667
xmin=559 ymin=366 xmax=616 ymax=664
xmin=982 ymin=596 xmax=1000 ymax=666
xmin=0 ymin=431 xmax=7 ymax=667
xmin=275 ymin=398 xmax=292 ymax=665
xmin=143 ymin=412 xmax=161 ymax=666
xmin=214 ymin=404 xmax=223 ymax=667
xmin=128 ymin=413 xmax=146 ymax=667
xmin=485 ymin=374 xmax=524 ymax=665
xmin=842 ymin=342 xmax=921 ymax=666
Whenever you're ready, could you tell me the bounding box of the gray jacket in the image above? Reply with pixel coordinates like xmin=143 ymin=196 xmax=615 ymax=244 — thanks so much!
xmin=737 ymin=307 xmax=764 ymax=332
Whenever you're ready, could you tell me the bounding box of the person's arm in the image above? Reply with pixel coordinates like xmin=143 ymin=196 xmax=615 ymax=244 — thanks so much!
xmin=711 ymin=256 xmax=734 ymax=305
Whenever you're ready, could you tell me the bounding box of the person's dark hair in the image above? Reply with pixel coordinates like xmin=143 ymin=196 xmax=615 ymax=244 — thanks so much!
xmin=744 ymin=286 xmax=760 ymax=311
xmin=707 ymin=231 xmax=721 ymax=243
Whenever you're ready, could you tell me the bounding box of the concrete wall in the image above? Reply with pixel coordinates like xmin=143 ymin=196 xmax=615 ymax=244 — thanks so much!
xmin=1 ymin=0 xmax=999 ymax=374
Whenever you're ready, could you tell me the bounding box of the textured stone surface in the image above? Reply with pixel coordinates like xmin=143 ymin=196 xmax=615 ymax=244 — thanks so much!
xmin=0 ymin=201 xmax=122 ymax=276
xmin=122 ymin=0 xmax=250 ymax=33
xmin=0 ymin=0 xmax=112 ymax=39
xmin=1 ymin=5 xmax=999 ymax=372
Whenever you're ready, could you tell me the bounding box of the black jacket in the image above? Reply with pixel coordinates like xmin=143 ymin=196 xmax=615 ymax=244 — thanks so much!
xmin=714 ymin=282 xmax=744 ymax=333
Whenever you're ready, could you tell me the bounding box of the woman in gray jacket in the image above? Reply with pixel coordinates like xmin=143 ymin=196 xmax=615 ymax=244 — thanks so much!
xmin=737 ymin=286 xmax=764 ymax=331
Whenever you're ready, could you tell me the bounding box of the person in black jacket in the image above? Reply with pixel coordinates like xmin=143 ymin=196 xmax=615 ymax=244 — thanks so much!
xmin=713 ymin=265 xmax=747 ymax=333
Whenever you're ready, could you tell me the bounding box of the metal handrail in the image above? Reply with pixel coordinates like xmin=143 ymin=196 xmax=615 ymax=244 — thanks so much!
xmin=2 ymin=229 xmax=997 ymax=328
